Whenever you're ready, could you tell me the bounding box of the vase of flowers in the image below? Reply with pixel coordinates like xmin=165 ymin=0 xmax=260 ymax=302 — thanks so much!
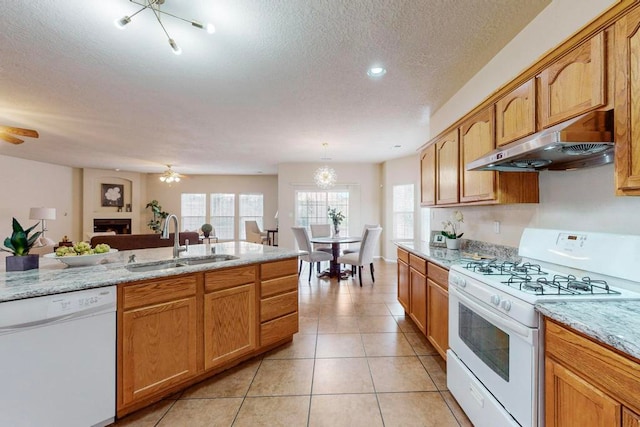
xmin=441 ymin=210 xmax=464 ymax=250
xmin=327 ymin=207 xmax=345 ymax=237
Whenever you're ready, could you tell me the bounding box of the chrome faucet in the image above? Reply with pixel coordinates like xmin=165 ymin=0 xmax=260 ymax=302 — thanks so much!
xmin=161 ymin=214 xmax=188 ymax=259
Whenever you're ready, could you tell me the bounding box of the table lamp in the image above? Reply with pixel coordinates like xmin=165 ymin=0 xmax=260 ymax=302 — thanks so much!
xmin=29 ymin=207 xmax=56 ymax=240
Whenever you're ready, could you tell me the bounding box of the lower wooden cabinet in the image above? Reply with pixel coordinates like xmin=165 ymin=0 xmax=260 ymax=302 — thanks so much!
xmin=397 ymin=253 xmax=410 ymax=312
xmin=409 ymin=267 xmax=427 ymax=334
xmin=117 ymin=258 xmax=298 ymax=418
xmin=204 ymin=283 xmax=256 ymax=370
xmin=545 ymin=319 xmax=640 ymax=427
xmin=426 ymin=261 xmax=449 ymax=359
xmin=119 ymin=275 xmax=198 ymax=407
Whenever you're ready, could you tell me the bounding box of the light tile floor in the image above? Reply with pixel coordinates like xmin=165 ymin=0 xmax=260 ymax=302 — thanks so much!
xmin=112 ymin=259 xmax=472 ymax=427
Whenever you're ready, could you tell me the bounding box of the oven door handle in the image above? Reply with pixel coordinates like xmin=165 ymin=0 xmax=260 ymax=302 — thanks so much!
xmin=452 ymin=288 xmax=532 ymax=340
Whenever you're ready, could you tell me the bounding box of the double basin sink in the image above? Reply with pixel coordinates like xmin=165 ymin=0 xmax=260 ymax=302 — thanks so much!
xmin=124 ymin=254 xmax=238 ymax=273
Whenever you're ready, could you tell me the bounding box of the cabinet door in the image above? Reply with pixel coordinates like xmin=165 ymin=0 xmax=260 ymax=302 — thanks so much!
xmin=623 ymin=408 xmax=640 ymax=427
xmin=539 ymin=32 xmax=606 ymax=128
xmin=121 ymin=296 xmax=198 ymax=405
xmin=545 ymin=357 xmax=621 ymax=427
xmin=459 ymin=108 xmax=496 ymax=203
xmin=435 ymin=129 xmax=459 ymax=205
xmin=204 ymin=283 xmax=257 ymax=370
xmin=409 ymin=268 xmax=427 ymax=334
xmin=420 ymin=144 xmax=436 ymax=206
xmin=397 ymin=259 xmax=410 ymax=312
xmin=426 ymin=278 xmax=448 ymax=359
xmin=496 ymin=79 xmax=536 ymax=146
xmin=615 ymin=7 xmax=640 ymax=195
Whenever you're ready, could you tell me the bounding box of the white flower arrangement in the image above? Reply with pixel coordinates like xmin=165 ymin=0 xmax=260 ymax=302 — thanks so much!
xmin=441 ymin=210 xmax=464 ymax=239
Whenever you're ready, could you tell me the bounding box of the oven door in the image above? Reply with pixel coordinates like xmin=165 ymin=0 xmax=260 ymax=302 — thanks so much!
xmin=449 ymin=286 xmax=537 ymax=427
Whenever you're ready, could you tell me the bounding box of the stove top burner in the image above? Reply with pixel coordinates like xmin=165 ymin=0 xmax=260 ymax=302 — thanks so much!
xmin=462 ymin=261 xmax=622 ymax=296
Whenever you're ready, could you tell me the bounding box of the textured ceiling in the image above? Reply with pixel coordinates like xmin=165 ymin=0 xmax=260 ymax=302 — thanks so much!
xmin=0 ymin=0 xmax=550 ymax=175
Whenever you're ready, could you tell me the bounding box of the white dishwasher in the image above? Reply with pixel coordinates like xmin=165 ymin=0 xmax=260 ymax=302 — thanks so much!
xmin=0 ymin=286 xmax=116 ymax=427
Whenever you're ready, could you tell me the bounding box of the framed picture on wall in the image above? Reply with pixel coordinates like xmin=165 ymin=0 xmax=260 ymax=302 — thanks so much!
xmin=101 ymin=183 xmax=124 ymax=207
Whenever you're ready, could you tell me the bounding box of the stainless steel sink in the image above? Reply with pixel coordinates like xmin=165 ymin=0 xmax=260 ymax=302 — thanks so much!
xmin=125 ymin=254 xmax=238 ymax=272
xmin=179 ymin=254 xmax=238 ymax=265
xmin=124 ymin=260 xmax=184 ymax=273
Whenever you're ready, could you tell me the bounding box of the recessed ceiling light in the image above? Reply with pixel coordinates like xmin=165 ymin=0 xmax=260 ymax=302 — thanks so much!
xmin=367 ymin=66 xmax=387 ymax=77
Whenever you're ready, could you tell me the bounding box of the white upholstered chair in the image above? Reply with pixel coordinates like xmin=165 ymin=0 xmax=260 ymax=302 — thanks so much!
xmin=342 ymin=223 xmax=380 ymax=255
xmin=309 ymin=223 xmax=332 ymax=272
xmin=337 ymin=227 xmax=382 ymax=286
xmin=245 ymin=220 xmax=268 ymax=244
xmin=292 ymin=226 xmax=333 ymax=283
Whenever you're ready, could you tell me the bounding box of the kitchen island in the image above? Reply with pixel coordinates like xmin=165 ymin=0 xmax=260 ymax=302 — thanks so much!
xmin=0 ymin=242 xmax=301 ymax=420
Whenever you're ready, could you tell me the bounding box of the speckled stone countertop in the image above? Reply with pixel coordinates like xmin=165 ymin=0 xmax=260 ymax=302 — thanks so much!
xmin=395 ymin=238 xmax=520 ymax=269
xmin=536 ymin=301 xmax=640 ymax=361
xmin=0 ymin=242 xmax=300 ymax=303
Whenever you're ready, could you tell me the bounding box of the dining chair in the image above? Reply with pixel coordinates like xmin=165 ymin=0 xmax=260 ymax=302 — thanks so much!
xmin=343 ymin=223 xmax=380 ymax=255
xmin=337 ymin=227 xmax=382 ymax=286
xmin=292 ymin=226 xmax=333 ymax=283
xmin=310 ymin=223 xmax=333 ymax=272
xmin=245 ymin=220 xmax=268 ymax=244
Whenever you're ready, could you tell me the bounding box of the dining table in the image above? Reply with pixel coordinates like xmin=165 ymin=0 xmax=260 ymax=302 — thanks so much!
xmin=309 ymin=235 xmax=362 ymax=278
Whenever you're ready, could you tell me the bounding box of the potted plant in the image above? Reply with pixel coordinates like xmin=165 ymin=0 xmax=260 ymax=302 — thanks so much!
xmin=441 ymin=210 xmax=464 ymax=250
xmin=327 ymin=207 xmax=345 ymax=237
xmin=145 ymin=200 xmax=168 ymax=233
xmin=2 ymin=217 xmax=42 ymax=271
xmin=201 ymin=223 xmax=213 ymax=238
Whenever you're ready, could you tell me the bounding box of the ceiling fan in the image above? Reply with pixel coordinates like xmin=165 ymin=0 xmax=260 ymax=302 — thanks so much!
xmin=0 ymin=126 xmax=39 ymax=144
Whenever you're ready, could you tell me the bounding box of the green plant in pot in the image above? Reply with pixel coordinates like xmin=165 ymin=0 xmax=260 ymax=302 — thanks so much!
xmin=145 ymin=200 xmax=169 ymax=233
xmin=201 ymin=223 xmax=213 ymax=238
xmin=2 ymin=217 xmax=42 ymax=271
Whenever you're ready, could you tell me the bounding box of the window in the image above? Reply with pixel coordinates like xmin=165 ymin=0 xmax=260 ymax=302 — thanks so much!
xmin=393 ymin=184 xmax=414 ymax=239
xmin=239 ymin=194 xmax=264 ymax=239
xmin=210 ymin=193 xmax=235 ymax=240
xmin=180 ymin=193 xmax=206 ymax=232
xmin=295 ymin=190 xmax=349 ymax=231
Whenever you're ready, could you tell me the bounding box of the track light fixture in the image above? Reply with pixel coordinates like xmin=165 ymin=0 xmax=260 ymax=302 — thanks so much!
xmin=114 ymin=0 xmax=215 ymax=54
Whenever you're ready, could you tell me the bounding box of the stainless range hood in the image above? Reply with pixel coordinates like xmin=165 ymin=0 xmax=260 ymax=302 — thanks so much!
xmin=466 ymin=110 xmax=614 ymax=172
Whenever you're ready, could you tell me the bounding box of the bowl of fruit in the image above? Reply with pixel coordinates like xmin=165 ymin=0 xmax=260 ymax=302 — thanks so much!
xmin=44 ymin=242 xmax=118 ymax=267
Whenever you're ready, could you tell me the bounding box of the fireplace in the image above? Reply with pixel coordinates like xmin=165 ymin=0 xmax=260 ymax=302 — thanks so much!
xmin=94 ymin=218 xmax=131 ymax=234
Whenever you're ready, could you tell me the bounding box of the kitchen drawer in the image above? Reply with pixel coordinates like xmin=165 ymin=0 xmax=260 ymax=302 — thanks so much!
xmin=260 ymin=258 xmax=298 ymax=281
xmin=428 ymin=262 xmax=449 ymax=288
xmin=121 ymin=275 xmax=197 ymax=310
xmin=261 ymin=274 xmax=298 ymax=298
xmin=261 ymin=312 xmax=298 ymax=346
xmin=205 ymin=265 xmax=256 ymax=292
xmin=261 ymin=290 xmax=298 ymax=322
xmin=409 ymin=254 xmax=427 ymax=275
xmin=397 ymin=248 xmax=409 ymax=264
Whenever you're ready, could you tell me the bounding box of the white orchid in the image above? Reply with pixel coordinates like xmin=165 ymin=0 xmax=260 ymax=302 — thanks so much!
xmin=441 ymin=210 xmax=464 ymax=239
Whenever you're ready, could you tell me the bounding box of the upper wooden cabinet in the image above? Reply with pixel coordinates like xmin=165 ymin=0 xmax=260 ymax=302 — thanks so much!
xmin=435 ymin=130 xmax=460 ymax=205
xmin=538 ymin=32 xmax=607 ymax=128
xmin=615 ymin=6 xmax=640 ymax=195
xmin=459 ymin=108 xmax=496 ymax=203
xmin=420 ymin=143 xmax=436 ymax=206
xmin=495 ymin=79 xmax=536 ymax=146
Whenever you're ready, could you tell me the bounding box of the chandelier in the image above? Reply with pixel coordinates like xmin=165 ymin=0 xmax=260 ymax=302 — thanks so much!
xmin=114 ymin=0 xmax=215 ymax=55
xmin=159 ymin=165 xmax=182 ymax=183
xmin=314 ymin=143 xmax=337 ymax=189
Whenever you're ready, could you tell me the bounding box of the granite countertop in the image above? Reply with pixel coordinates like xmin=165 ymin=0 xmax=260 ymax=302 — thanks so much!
xmin=395 ymin=238 xmax=520 ymax=269
xmin=536 ymin=301 xmax=640 ymax=361
xmin=0 ymin=242 xmax=300 ymax=303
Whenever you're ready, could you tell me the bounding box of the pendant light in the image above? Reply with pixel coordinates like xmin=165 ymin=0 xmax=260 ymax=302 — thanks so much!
xmin=314 ymin=143 xmax=337 ymax=189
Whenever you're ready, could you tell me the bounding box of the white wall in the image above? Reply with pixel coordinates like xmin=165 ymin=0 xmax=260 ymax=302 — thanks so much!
xmin=146 ymin=174 xmax=278 ymax=237
xmin=0 ymin=155 xmax=81 ymax=261
xmin=277 ymin=163 xmax=382 ymax=252
xmin=381 ymin=154 xmax=420 ymax=260
xmin=423 ymin=0 xmax=640 ymax=249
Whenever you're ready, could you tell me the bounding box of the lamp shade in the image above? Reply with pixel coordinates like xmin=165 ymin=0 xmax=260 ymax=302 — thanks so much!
xmin=29 ymin=207 xmax=56 ymax=221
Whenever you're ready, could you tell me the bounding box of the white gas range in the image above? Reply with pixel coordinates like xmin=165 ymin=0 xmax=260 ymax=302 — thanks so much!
xmin=446 ymin=228 xmax=640 ymax=427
